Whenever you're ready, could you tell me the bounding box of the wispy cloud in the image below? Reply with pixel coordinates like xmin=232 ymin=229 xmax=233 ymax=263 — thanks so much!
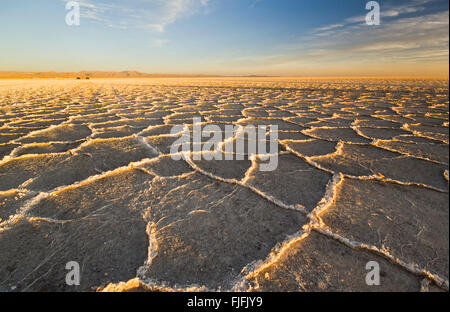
xmin=306 ymin=3 xmax=449 ymax=62
xmin=225 ymin=0 xmax=449 ymax=75
xmin=250 ymin=0 xmax=263 ymax=8
xmin=313 ymin=0 xmax=431 ymax=32
xmin=63 ymin=0 xmax=210 ymax=32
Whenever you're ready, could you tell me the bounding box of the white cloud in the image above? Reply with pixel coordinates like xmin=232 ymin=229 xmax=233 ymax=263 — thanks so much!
xmin=312 ymin=24 xmax=344 ymax=33
xmin=63 ymin=0 xmax=210 ymax=32
xmin=221 ymin=2 xmax=448 ymax=75
xmin=289 ymin=1 xmax=449 ymax=64
xmin=321 ymin=0 xmax=431 ymax=28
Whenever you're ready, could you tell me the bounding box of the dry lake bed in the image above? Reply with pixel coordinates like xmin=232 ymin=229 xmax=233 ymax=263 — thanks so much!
xmin=0 ymin=78 xmax=448 ymax=292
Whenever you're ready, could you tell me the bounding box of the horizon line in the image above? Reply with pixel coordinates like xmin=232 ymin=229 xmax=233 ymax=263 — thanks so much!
xmin=0 ymin=70 xmax=448 ymax=80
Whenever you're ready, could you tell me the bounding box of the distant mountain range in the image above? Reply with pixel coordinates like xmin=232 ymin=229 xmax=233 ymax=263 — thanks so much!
xmin=0 ymin=71 xmax=280 ymax=79
xmin=0 ymin=71 xmax=225 ymax=78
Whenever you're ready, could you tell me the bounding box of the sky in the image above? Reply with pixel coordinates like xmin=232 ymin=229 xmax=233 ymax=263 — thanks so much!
xmin=0 ymin=0 xmax=448 ymax=76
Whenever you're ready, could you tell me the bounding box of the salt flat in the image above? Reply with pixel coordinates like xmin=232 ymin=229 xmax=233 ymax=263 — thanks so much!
xmin=0 ymin=78 xmax=448 ymax=292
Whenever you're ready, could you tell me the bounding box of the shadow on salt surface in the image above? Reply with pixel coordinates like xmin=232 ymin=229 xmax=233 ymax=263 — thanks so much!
xmin=138 ymin=172 xmax=306 ymax=290
xmin=10 ymin=142 xmax=81 ymax=157
xmin=244 ymin=231 xmax=422 ymax=292
xmin=0 ymin=189 xmax=34 ymax=223
xmin=0 ymin=137 xmax=158 ymax=192
xmin=374 ymin=140 xmax=449 ymax=164
xmin=0 ymin=156 xmax=306 ymax=291
xmin=320 ymin=178 xmax=449 ymax=280
xmin=15 ymin=124 xmax=91 ymax=144
xmin=405 ymin=124 xmax=449 ymax=144
xmin=0 ymin=168 xmax=151 ymax=291
xmin=91 ymin=126 xmax=146 ymax=139
xmin=0 ymin=143 xmax=19 ymax=159
xmin=283 ymin=140 xmax=337 ymax=157
xmin=244 ymin=154 xmax=331 ymax=212
xmin=355 ymin=127 xmax=411 ymax=140
xmin=191 ymin=155 xmax=251 ymax=181
xmin=304 ymin=127 xmax=372 ymax=144
xmin=311 ymin=143 xmax=449 ymax=191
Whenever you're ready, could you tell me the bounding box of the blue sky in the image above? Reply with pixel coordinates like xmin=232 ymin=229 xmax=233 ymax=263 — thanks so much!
xmin=0 ymin=0 xmax=448 ymax=76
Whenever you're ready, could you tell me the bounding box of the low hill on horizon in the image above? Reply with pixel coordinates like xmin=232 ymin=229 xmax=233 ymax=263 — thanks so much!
xmin=0 ymin=70 xmax=223 ymax=79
